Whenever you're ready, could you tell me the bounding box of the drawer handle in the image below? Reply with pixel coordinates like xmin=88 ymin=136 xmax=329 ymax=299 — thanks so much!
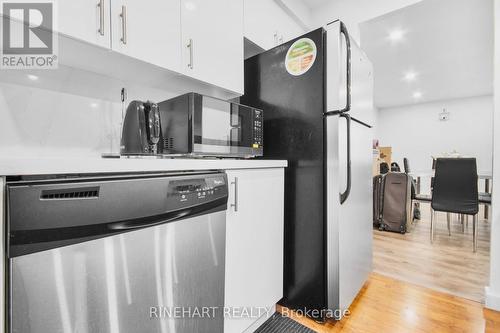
xmin=187 ymin=38 xmax=194 ymax=69
xmin=231 ymin=177 xmax=238 ymax=212
xmin=120 ymin=5 xmax=127 ymax=44
xmin=97 ymin=0 xmax=105 ymax=36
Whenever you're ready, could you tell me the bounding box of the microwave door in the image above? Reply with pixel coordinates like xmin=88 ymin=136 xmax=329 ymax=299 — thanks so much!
xmin=230 ymin=105 xmax=242 ymax=144
xmin=230 ymin=127 xmax=241 ymax=144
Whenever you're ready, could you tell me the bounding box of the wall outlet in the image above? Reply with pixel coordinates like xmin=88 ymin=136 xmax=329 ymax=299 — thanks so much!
xmin=439 ymin=108 xmax=450 ymax=121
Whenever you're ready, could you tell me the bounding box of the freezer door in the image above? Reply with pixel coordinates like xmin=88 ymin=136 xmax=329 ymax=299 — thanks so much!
xmin=10 ymin=211 xmax=226 ymax=333
xmin=326 ymin=21 xmax=375 ymax=125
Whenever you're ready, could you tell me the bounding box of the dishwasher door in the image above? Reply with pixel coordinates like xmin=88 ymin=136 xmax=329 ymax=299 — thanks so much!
xmin=7 ymin=173 xmax=228 ymax=333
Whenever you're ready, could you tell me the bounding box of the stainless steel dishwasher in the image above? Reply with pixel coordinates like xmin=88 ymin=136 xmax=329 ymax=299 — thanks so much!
xmin=6 ymin=171 xmax=228 ymax=333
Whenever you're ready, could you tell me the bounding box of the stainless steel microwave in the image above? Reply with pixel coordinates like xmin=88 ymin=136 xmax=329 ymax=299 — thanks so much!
xmin=158 ymin=93 xmax=263 ymax=158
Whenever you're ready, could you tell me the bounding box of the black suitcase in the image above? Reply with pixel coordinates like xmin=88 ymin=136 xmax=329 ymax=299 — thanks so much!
xmin=373 ymin=175 xmax=384 ymax=227
xmin=379 ymin=172 xmax=412 ymax=234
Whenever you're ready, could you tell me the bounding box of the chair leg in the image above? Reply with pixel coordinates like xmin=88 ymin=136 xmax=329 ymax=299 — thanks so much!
xmin=473 ymin=214 xmax=478 ymax=253
xmin=430 ymin=209 xmax=435 ymax=243
xmin=446 ymin=212 xmax=451 ymax=236
xmin=461 ymin=214 xmax=465 ymax=233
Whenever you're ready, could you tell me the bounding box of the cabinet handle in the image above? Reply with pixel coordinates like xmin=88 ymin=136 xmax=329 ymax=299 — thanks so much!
xmin=230 ymin=177 xmax=238 ymax=212
xmin=274 ymin=32 xmax=278 ymax=45
xmin=187 ymin=38 xmax=194 ymax=69
xmin=120 ymin=5 xmax=127 ymax=45
xmin=97 ymin=0 xmax=105 ymax=36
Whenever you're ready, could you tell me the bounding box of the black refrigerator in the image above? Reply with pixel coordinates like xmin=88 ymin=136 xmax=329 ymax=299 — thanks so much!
xmin=241 ymin=21 xmax=374 ymax=320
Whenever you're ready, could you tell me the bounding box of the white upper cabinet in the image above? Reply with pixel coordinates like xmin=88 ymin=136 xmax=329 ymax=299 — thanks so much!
xmin=110 ymin=0 xmax=182 ymax=72
xmin=5 ymin=0 xmax=244 ymax=98
xmin=181 ymin=0 xmax=244 ymax=94
xmin=244 ymin=0 xmax=305 ymax=50
xmin=58 ymin=0 xmax=111 ymax=48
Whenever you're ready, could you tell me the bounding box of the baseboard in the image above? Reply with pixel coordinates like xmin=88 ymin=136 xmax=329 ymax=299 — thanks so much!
xmin=485 ymin=287 xmax=500 ymax=311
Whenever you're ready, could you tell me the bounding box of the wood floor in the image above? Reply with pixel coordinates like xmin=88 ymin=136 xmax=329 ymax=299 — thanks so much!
xmin=279 ymin=273 xmax=500 ymax=333
xmin=373 ymin=203 xmax=490 ymax=303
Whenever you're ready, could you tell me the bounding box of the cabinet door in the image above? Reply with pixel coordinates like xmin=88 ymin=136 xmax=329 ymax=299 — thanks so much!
xmin=243 ymin=0 xmax=276 ymax=50
xmin=244 ymin=0 xmax=304 ymax=50
xmin=224 ymin=168 xmax=284 ymax=333
xmin=58 ymin=0 xmax=111 ymax=48
xmin=278 ymin=13 xmax=305 ymax=46
xmin=181 ymin=0 xmax=244 ymax=94
xmin=111 ymin=0 xmax=181 ymax=72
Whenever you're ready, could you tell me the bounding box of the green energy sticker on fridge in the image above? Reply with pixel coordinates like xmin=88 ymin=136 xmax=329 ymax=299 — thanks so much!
xmin=285 ymin=38 xmax=317 ymax=76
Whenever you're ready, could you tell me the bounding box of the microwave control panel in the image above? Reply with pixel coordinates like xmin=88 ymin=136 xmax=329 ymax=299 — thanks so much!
xmin=253 ymin=109 xmax=263 ymax=148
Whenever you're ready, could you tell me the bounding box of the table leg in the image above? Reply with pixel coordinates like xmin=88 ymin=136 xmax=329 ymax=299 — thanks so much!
xmin=485 ymin=179 xmax=490 ymax=220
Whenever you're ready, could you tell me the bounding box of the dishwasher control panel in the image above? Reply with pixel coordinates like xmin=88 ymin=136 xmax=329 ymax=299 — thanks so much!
xmin=167 ymin=173 xmax=228 ymax=208
xmin=7 ymin=172 xmax=229 ymax=257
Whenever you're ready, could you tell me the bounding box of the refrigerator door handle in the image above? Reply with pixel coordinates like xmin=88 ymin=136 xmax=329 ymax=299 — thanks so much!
xmin=340 ymin=113 xmax=351 ymax=204
xmin=325 ymin=21 xmax=352 ymax=116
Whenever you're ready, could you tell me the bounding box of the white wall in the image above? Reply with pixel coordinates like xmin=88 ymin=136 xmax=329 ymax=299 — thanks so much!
xmin=310 ymin=0 xmax=422 ymax=43
xmin=486 ymin=0 xmax=500 ymax=312
xmin=377 ymin=95 xmax=493 ymax=192
xmin=0 ymin=69 xmax=177 ymax=158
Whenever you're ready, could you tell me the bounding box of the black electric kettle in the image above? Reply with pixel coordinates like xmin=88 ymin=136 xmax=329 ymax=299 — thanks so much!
xmin=120 ymin=100 xmax=160 ymax=155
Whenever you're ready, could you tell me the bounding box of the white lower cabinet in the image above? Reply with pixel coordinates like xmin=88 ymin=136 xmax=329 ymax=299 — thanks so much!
xmin=224 ymin=168 xmax=285 ymax=333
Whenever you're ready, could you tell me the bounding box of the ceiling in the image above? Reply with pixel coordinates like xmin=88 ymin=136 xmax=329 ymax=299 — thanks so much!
xmin=359 ymin=0 xmax=493 ymax=109
xmin=300 ymin=0 xmax=331 ymax=10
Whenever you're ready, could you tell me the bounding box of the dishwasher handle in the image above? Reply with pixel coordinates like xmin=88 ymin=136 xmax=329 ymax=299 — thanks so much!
xmin=8 ymin=196 xmax=228 ymax=258
xmin=109 ymin=211 xmax=190 ymax=230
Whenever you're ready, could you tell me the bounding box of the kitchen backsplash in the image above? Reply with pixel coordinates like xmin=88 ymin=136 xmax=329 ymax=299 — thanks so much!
xmin=0 ymin=68 xmax=178 ymax=158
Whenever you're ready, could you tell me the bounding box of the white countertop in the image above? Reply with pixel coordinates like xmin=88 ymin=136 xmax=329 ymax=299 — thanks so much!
xmin=0 ymin=157 xmax=287 ymax=176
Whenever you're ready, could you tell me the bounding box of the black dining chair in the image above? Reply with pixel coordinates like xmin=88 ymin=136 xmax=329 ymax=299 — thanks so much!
xmin=430 ymin=158 xmax=479 ymax=252
xmin=403 ymin=157 xmax=411 ymax=174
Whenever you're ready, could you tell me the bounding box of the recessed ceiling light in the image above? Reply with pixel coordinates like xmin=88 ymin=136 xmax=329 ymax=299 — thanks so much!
xmin=27 ymin=74 xmax=39 ymax=81
xmin=90 ymin=103 xmax=98 ymax=108
xmin=388 ymin=29 xmax=405 ymax=42
xmin=403 ymin=71 xmax=418 ymax=82
xmin=413 ymin=91 xmax=422 ymax=99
